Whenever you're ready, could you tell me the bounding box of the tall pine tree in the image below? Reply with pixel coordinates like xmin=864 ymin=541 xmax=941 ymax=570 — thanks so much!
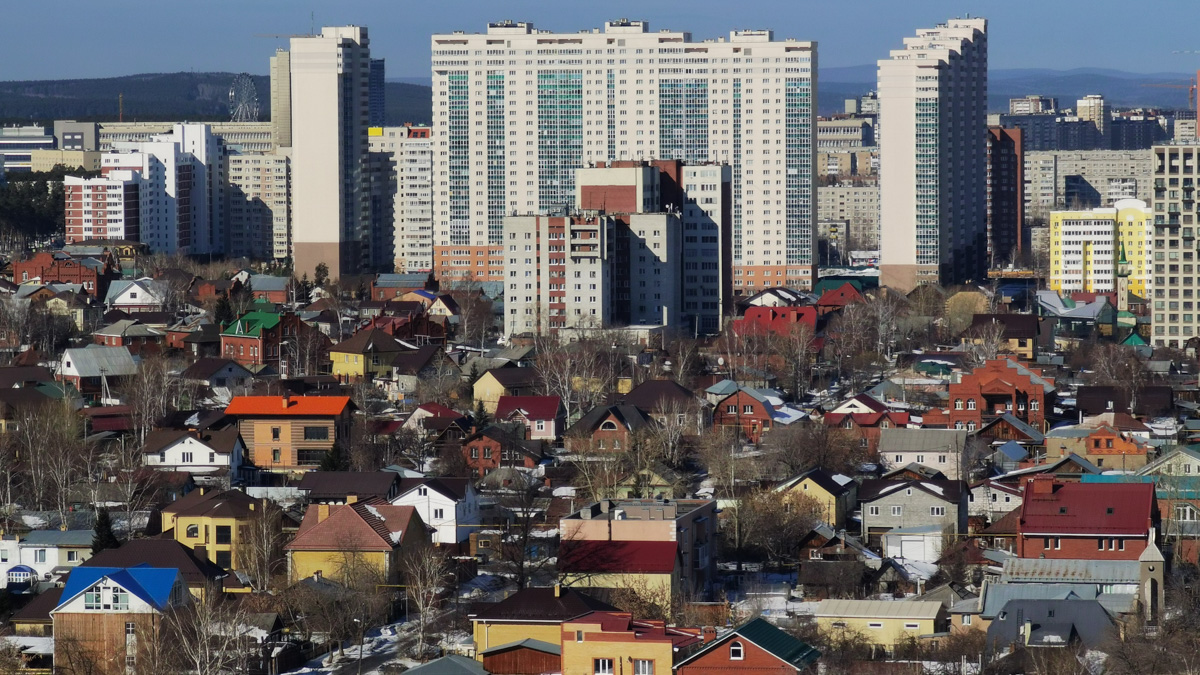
xmin=92 ymin=508 xmax=120 ymax=554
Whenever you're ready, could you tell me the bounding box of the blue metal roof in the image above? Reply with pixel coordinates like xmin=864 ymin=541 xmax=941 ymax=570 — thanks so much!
xmin=58 ymin=566 xmax=180 ymax=611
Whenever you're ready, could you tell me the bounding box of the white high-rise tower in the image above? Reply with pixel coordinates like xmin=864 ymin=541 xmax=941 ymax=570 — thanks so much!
xmin=878 ymin=18 xmax=988 ymax=291
xmin=431 ymin=20 xmax=817 ymax=292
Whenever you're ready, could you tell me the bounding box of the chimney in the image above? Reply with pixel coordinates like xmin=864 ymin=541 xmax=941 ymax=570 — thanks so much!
xmin=1023 ymin=619 xmax=1033 ymax=645
xmin=554 ymin=583 xmax=562 ymax=598
xmin=313 ymin=570 xmax=322 ymax=582
xmin=1030 ymin=475 xmax=1056 ymax=495
xmin=282 ymin=394 xmax=291 ymax=409
xmin=347 ymin=495 xmax=358 ymax=505
xmin=701 ymin=626 xmax=718 ymax=643
xmin=317 ymin=504 xmax=330 ymax=523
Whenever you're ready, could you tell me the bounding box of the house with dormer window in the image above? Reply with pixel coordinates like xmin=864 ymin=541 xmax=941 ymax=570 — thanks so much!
xmin=52 ymin=566 xmax=189 ymax=675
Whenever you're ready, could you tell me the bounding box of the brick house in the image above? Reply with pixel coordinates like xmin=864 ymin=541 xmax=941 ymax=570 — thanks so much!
xmin=461 ymin=425 xmax=547 ymax=477
xmin=1015 ymin=477 xmax=1159 ymax=560
xmin=220 ymin=310 xmax=330 ymax=371
xmin=1045 ymin=423 xmax=1153 ymax=472
xmin=564 ymin=404 xmax=656 ymax=454
xmin=946 ymin=358 xmax=1057 ymax=433
xmin=13 ymin=250 xmax=121 ymax=298
xmin=729 ymin=305 xmax=818 ymax=337
xmin=675 ymin=617 xmax=820 ymax=674
xmin=494 ymin=395 xmax=565 ymax=441
xmin=858 ymin=479 xmax=969 ymax=547
xmin=92 ymin=319 xmax=165 ymax=355
xmin=824 ymin=410 xmax=911 ymax=457
xmin=224 ymin=395 xmax=354 ymax=473
xmin=712 ymin=387 xmax=803 ymax=443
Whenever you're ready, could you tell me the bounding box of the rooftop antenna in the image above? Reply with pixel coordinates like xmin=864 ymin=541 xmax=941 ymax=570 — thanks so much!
xmin=118 ymin=92 xmax=123 ymax=123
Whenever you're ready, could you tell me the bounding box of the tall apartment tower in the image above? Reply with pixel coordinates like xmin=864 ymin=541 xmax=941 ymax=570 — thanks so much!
xmin=987 ymin=126 xmax=1025 ymax=265
xmin=431 ymin=20 xmax=817 ymax=292
xmin=1150 ymin=143 xmax=1200 ymax=348
xmin=290 ymin=26 xmax=372 ymax=280
xmin=878 ymin=18 xmax=988 ymax=291
xmin=226 ymin=149 xmax=291 ymax=261
xmin=269 ymin=49 xmax=292 ymax=150
xmin=368 ymin=125 xmax=435 ymax=273
xmin=64 ymin=171 xmax=142 ymax=244
xmin=369 ymin=59 xmax=387 ymax=127
xmin=1077 ymin=95 xmax=1110 ymax=140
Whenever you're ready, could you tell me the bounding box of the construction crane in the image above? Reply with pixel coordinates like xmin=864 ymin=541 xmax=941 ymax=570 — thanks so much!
xmin=1143 ymin=79 xmax=1197 ymax=110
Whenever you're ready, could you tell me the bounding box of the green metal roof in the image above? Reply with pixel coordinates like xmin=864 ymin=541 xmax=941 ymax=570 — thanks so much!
xmin=733 ymin=618 xmax=821 ymax=669
xmin=221 ymin=311 xmax=281 ymax=337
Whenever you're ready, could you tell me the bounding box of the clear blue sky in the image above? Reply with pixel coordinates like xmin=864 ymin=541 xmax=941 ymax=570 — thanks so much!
xmin=3 ymin=0 xmax=1197 ymax=80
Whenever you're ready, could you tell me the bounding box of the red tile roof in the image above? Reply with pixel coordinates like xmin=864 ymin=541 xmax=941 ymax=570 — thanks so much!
xmin=558 ymin=540 xmax=678 ymax=574
xmin=824 ymin=411 xmax=910 ymax=428
xmin=495 ymin=395 xmax=562 ymax=422
xmin=816 ymin=282 xmax=863 ymax=308
xmin=1018 ymin=480 xmax=1155 ymax=536
xmin=286 ymin=498 xmax=419 ymax=552
xmin=225 ymin=395 xmax=351 ymax=417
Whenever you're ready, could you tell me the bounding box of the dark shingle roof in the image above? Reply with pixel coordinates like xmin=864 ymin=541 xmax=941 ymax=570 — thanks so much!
xmin=82 ymin=539 xmax=234 ymax=588
xmin=468 ymin=586 xmax=617 ymax=622
xmin=676 ymin=617 xmax=820 ymax=670
xmin=567 ymin=404 xmax=655 ymax=436
xmin=622 ymin=379 xmax=697 ymax=412
xmin=297 ymin=472 xmax=400 ymax=501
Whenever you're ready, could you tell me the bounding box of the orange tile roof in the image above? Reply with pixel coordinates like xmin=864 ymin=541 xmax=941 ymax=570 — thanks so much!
xmin=224 ymin=395 xmax=351 ymax=417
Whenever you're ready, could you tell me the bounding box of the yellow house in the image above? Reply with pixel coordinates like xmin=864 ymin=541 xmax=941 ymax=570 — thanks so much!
xmin=559 ymin=612 xmax=696 ymax=675
xmin=1049 ymin=199 xmax=1151 ymax=298
xmin=473 ymin=368 xmax=539 ymax=414
xmin=161 ymin=488 xmax=265 ymax=571
xmin=469 ymin=585 xmax=620 ymax=657
xmin=329 ymin=328 xmax=407 ymax=382
xmin=558 ymin=540 xmax=679 ymax=608
xmin=285 ymin=499 xmax=428 ymax=584
xmin=815 ymin=599 xmax=946 ymax=653
xmin=774 ymin=468 xmax=856 ymax=528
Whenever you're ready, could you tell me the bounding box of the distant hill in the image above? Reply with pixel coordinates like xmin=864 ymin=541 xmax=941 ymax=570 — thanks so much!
xmin=2 ymin=68 xmax=1190 ymax=126
xmin=820 ymin=65 xmax=1196 ymax=114
xmin=0 ymin=72 xmax=432 ymax=127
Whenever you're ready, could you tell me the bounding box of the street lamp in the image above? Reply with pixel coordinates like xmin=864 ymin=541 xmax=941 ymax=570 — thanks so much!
xmin=352 ymin=618 xmax=364 ymax=675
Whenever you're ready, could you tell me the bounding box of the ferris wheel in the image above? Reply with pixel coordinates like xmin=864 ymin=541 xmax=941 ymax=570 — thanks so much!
xmin=229 ymin=73 xmax=260 ymax=123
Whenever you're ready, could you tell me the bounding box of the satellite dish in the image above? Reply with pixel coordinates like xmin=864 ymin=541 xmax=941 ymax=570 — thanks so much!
xmin=718 ymin=356 xmax=726 ymax=366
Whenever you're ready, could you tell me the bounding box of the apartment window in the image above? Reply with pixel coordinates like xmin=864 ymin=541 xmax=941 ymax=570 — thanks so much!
xmin=967 ymin=399 xmax=976 ymax=410
xmin=576 ymin=630 xmax=584 ymax=643
xmin=67 ymin=550 xmax=79 ymax=563
xmin=216 ymin=551 xmax=232 ymax=568
xmin=34 ymin=550 xmax=45 ymax=564
xmin=868 ymin=506 xmax=880 ymax=516
xmin=126 ymin=621 xmax=136 ymax=636
xmin=963 ymin=614 xmax=972 ymax=625
xmin=891 ymin=506 xmax=903 ymax=517
xmin=271 ymin=427 xmax=281 ymax=441
xmin=730 ymin=641 xmax=744 ymax=660
xmin=930 ymin=506 xmax=946 ymax=516
xmin=112 ymin=588 xmax=129 ymax=610
xmin=215 ymin=526 xmax=232 ymax=545
xmin=594 ymin=658 xmax=615 ymax=675
xmin=904 ymin=623 xmax=920 ymax=629
xmin=85 ymin=585 xmax=102 ymax=610
xmin=181 ymin=452 xmax=193 ymax=463
xmin=726 ymin=405 xmax=736 ymax=414
xmin=743 ymin=405 xmax=754 ymax=414
xmin=634 ymin=660 xmax=655 ymax=675
xmin=303 ymin=426 xmax=330 ymax=441
xmin=434 ymin=509 xmax=445 ymax=520
xmin=186 ymin=525 xmax=199 ymax=538
xmin=272 ymin=448 xmax=281 ymax=462
xmin=868 ymin=622 xmax=883 ymax=629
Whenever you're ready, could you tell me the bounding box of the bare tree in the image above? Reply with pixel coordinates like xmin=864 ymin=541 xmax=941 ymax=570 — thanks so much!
xmin=445 ymin=276 xmax=495 ymax=351
xmin=663 ymin=331 xmax=702 ymax=389
xmin=737 ymin=488 xmax=823 ymax=564
xmin=125 ymin=355 xmax=192 ymax=449
xmin=162 ymin=587 xmax=252 ymax=675
xmin=962 ymin=320 xmax=1007 ymax=368
xmin=767 ymin=319 xmax=817 ymax=401
xmin=399 ymin=542 xmax=448 ymax=661
xmin=236 ymin=500 xmax=287 ymax=591
xmin=495 ymin=485 xmax=554 ymax=590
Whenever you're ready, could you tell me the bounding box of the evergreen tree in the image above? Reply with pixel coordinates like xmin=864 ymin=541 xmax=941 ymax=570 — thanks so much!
xmin=92 ymin=508 xmax=120 ymax=554
xmin=314 ymin=263 xmax=330 ymax=288
xmin=474 ymin=399 xmax=490 ymax=429
xmin=214 ymin=294 xmax=234 ymax=326
xmin=319 ymin=443 xmax=350 ymax=471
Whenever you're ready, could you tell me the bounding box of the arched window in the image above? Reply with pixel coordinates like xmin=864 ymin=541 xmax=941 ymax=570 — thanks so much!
xmin=600 ymin=421 xmax=618 ymax=431
xmin=954 ymin=399 xmax=963 ymax=410
xmin=186 ymin=525 xmax=199 ymax=539
xmin=730 ymin=640 xmax=744 ymax=661
xmin=967 ymin=399 xmax=976 ymax=411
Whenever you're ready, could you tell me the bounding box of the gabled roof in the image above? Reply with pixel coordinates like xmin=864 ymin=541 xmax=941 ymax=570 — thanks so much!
xmin=93 ymin=319 xmax=164 ymax=339
xmin=61 ymin=346 xmax=137 ymax=378
xmin=480 ymin=637 xmax=561 ymax=656
xmin=467 ymin=586 xmax=618 ymax=622
xmin=247 ymin=274 xmax=289 ymax=292
xmin=481 ymin=367 xmax=540 ymax=389
xmin=495 ymin=395 xmax=562 ymax=422
xmin=965 ymin=313 xmax=1038 ymax=340
xmin=858 ymin=479 xmax=966 ymax=504
xmin=180 ymin=357 xmax=251 ymax=381
xmin=225 ymin=395 xmax=351 ymax=417
xmin=161 ymin=489 xmax=259 ymax=519
xmin=979 ymin=413 xmax=1045 ymax=443
xmin=286 ymin=499 xmax=419 ymax=552
xmin=397 ymin=477 xmax=470 ymax=502
xmin=221 ymin=311 xmax=280 ymax=337
xmin=83 ymin=539 xmax=233 ymax=588
xmin=775 ymin=467 xmax=852 ymax=497
xmin=402 ymin=655 xmax=490 ymax=675
xmin=878 ymin=428 xmax=968 ymax=453
xmin=622 ymin=379 xmax=698 ymax=411
xmin=998 ymin=453 xmax=1102 ymax=479
xmin=329 ymin=328 xmax=407 ymax=355
xmin=56 ymin=566 xmax=181 ymax=612
xmin=1018 ymin=480 xmax=1154 ymax=536
xmin=816 ymin=282 xmax=863 ymax=308
xmin=675 ymin=617 xmax=821 ymax=671
xmin=0 ymin=366 xmax=54 ymax=389
xmin=567 ymin=404 xmax=655 ymax=437
xmin=297 ymin=472 xmax=401 ymax=501
xmin=392 ymin=345 xmax=443 ymax=375
xmin=558 ymin=540 xmax=678 ymax=574
xmin=21 ymin=530 xmax=94 ymax=547
xmin=815 ymin=598 xmax=942 ymax=619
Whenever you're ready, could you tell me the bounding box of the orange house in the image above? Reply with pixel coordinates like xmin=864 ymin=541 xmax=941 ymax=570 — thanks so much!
xmin=224 ymin=395 xmax=353 ymax=473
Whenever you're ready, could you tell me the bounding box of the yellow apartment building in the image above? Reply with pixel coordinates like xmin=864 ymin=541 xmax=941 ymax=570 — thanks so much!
xmin=1049 ymin=199 xmax=1151 ymax=297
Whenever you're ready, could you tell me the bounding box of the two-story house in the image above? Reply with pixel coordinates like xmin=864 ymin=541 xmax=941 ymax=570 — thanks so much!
xmin=52 ymin=566 xmax=189 ymax=675
xmin=814 ymin=599 xmax=946 ymax=655
xmin=18 ymin=530 xmax=94 ymax=584
xmin=773 ymin=468 xmax=857 ymax=529
xmin=494 ymin=395 xmax=565 ymax=442
xmin=711 ymin=386 xmax=805 ymax=443
xmin=879 ymin=428 xmax=970 ymax=481
xmin=103 ymin=278 xmax=168 ymax=313
xmin=297 ymin=471 xmax=403 ymax=504
xmin=13 ymin=250 xmax=121 ymax=298
xmin=858 ymin=479 xmax=969 ymax=548
xmin=675 ymin=617 xmax=820 ymax=675
xmin=328 ymin=328 xmax=408 ymax=383
xmin=284 ymin=499 xmax=429 ymax=584
xmin=224 ymin=395 xmax=353 ymax=473
xmin=461 ymin=425 xmax=547 ymax=477
xmin=58 ymin=346 xmax=137 ymax=403
xmin=161 ymin=488 xmax=266 ymax=570
xmin=559 ymin=611 xmax=702 ymax=675
xmin=468 ymin=585 xmax=618 ymax=657
xmin=391 ymin=477 xmax=479 ymax=547
xmin=141 ymin=412 xmax=246 ymax=481
xmin=220 ymin=310 xmax=330 ymax=371
xmin=560 ymin=499 xmax=718 ymax=600
xmin=945 ymin=358 xmax=1057 ymax=433
xmin=1015 ymin=477 xmax=1158 ymax=560
xmin=473 ymin=368 xmax=541 ymax=414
